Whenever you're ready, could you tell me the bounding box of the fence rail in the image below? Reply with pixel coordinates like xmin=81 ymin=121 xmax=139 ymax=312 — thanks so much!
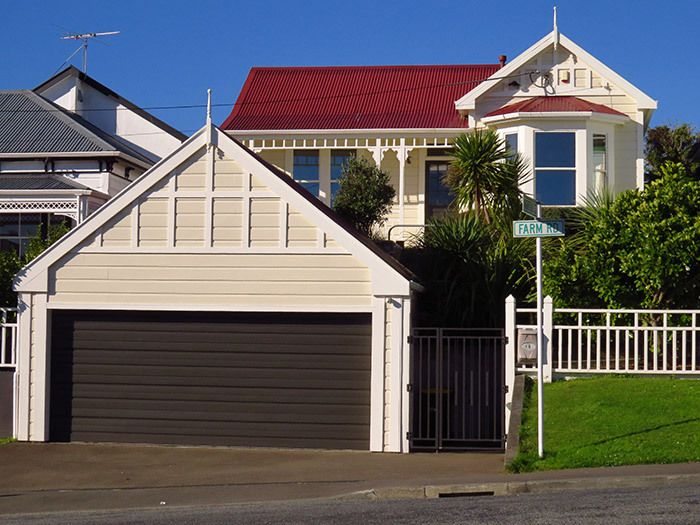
xmin=506 ymin=297 xmax=700 ymax=380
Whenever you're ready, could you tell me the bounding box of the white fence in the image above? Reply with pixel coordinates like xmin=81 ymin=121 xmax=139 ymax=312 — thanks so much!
xmin=505 ymin=296 xmax=700 ymax=382
xmin=0 ymin=308 xmax=18 ymax=439
xmin=0 ymin=308 xmax=17 ymax=369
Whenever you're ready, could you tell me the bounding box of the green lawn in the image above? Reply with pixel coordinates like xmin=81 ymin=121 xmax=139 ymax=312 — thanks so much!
xmin=0 ymin=437 xmax=14 ymax=445
xmin=508 ymin=376 xmax=700 ymax=472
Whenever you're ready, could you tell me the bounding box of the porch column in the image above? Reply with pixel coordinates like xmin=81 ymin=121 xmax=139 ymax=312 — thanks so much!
xmin=397 ymin=139 xmax=406 ymax=229
xmin=372 ymin=138 xmax=382 ymax=166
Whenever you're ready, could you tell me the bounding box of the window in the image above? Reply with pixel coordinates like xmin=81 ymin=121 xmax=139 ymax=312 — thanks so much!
xmin=330 ymin=150 xmax=355 ymax=204
xmin=505 ymin=133 xmax=518 ymax=159
xmin=293 ymin=150 xmax=320 ymax=196
xmin=426 ymin=161 xmax=453 ymax=217
xmin=593 ymin=134 xmax=607 ymax=192
xmin=0 ymin=213 xmax=68 ymax=257
xmin=535 ymin=132 xmax=576 ymax=205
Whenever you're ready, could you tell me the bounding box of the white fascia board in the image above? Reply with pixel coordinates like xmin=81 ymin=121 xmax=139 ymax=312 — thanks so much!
xmin=455 ymin=31 xmax=658 ymax=111
xmin=0 ymin=151 xmax=152 ymax=169
xmin=0 ymin=189 xmax=94 ymax=196
xmin=13 ymin=128 xmax=208 ymax=293
xmin=217 ymin=130 xmax=413 ymax=296
xmin=455 ymin=31 xmax=556 ymax=110
xmin=482 ymin=111 xmax=629 ymax=125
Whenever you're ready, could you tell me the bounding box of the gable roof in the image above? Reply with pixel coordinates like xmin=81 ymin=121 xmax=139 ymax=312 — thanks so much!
xmin=222 ymin=65 xmax=500 ymax=131
xmin=455 ymin=31 xmax=657 ymax=112
xmin=0 ymin=90 xmax=153 ymax=165
xmin=14 ymin=123 xmax=418 ymax=294
xmin=484 ymin=96 xmax=626 ymax=117
xmin=35 ymin=66 xmax=188 ymax=142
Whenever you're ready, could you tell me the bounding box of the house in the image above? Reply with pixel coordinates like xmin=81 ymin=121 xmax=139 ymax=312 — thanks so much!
xmin=222 ymin=29 xmax=656 ymax=238
xmin=13 ymin=121 xmax=420 ymax=452
xmin=0 ymin=66 xmax=186 ymax=256
xmin=8 ymin=28 xmax=658 ymax=453
xmin=0 ymin=67 xmax=185 ymax=439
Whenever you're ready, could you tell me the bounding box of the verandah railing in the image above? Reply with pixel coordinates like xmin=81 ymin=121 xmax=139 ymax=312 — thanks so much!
xmin=505 ymin=296 xmax=700 ymax=381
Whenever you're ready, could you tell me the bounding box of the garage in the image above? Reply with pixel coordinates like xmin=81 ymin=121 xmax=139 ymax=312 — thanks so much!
xmin=49 ymin=310 xmax=371 ymax=449
xmin=14 ymin=124 xmax=419 ymax=452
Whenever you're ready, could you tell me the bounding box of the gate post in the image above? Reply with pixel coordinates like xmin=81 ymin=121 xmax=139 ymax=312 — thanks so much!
xmin=504 ymin=295 xmax=517 ymax=435
xmin=543 ymin=296 xmax=553 ymax=383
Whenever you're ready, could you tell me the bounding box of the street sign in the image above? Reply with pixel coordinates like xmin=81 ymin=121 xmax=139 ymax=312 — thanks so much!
xmin=512 ymin=220 xmax=565 ymax=238
xmin=522 ymin=195 xmax=538 ymax=218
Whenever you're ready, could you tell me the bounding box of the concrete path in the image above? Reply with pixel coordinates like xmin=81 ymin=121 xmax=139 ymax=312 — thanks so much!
xmin=0 ymin=442 xmax=698 ymax=515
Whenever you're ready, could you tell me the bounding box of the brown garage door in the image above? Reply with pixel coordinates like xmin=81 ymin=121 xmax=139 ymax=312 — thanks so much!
xmin=50 ymin=310 xmax=371 ymax=449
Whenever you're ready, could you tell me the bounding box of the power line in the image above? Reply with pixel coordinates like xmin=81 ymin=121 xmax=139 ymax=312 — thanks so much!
xmin=0 ymin=69 xmax=540 ymax=115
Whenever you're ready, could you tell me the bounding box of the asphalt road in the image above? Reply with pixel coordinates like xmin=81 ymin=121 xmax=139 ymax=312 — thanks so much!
xmin=4 ymin=484 xmax=699 ymax=525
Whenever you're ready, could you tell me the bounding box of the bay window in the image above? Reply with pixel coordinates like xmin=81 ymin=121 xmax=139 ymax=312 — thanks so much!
xmin=535 ymin=132 xmax=576 ymax=205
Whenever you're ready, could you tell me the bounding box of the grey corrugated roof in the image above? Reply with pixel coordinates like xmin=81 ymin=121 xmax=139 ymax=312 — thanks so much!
xmin=0 ymin=174 xmax=91 ymax=191
xmin=0 ymin=90 xmax=152 ymax=164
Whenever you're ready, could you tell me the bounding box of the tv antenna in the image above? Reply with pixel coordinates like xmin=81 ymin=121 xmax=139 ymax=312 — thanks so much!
xmin=60 ymin=31 xmax=120 ymax=73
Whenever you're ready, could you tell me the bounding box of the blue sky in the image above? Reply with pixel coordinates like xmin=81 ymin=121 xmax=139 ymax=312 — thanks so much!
xmin=1 ymin=1 xmax=698 ymax=135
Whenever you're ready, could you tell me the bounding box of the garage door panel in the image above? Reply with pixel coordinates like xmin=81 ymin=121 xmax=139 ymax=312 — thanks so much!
xmin=50 ymin=310 xmax=372 ymax=449
xmin=66 ymin=432 xmax=366 ymax=450
xmin=71 ymin=398 xmax=371 ymax=417
xmin=58 ymin=339 xmax=372 ymax=355
xmin=69 ymin=384 xmax=370 ymax=405
xmin=61 ymin=351 xmax=372 ymax=370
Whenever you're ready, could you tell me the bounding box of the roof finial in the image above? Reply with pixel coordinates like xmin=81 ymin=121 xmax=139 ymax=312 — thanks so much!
xmin=206 ymin=88 xmax=213 ymax=146
xmin=553 ymin=6 xmax=559 ymax=50
xmin=206 ymin=88 xmax=212 ymax=127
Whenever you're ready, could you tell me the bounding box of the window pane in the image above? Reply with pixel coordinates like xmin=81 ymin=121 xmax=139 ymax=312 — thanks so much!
xmin=0 ymin=238 xmax=19 ymax=254
xmin=505 ymin=133 xmax=518 ymax=159
xmin=301 ymin=182 xmax=320 ymax=196
xmin=331 ymin=150 xmax=355 ymax=181
xmin=535 ymin=133 xmax=575 ymax=168
xmin=427 ymin=162 xmax=453 ymax=207
xmin=331 ymin=182 xmax=341 ymax=204
xmin=293 ymin=150 xmax=319 ymax=181
xmin=0 ymin=214 xmax=20 ymax=237
xmin=19 ymin=213 xmax=42 ymax=237
xmin=536 ymin=169 xmax=576 ymax=205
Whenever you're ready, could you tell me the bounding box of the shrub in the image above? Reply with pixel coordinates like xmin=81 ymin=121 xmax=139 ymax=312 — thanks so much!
xmin=332 ymin=157 xmax=395 ymax=237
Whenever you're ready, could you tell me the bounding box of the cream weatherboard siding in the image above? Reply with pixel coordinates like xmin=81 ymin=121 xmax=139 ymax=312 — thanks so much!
xmin=14 ymin=126 xmax=416 ymax=453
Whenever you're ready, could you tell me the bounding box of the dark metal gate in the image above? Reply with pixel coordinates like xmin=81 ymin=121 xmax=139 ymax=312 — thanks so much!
xmin=409 ymin=328 xmax=505 ymax=451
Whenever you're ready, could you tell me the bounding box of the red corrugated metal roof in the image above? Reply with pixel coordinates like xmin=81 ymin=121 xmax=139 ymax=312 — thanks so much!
xmin=222 ymin=65 xmax=500 ymax=131
xmin=485 ymin=96 xmax=626 ymax=117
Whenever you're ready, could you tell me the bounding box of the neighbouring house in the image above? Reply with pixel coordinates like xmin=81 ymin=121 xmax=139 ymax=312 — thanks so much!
xmin=222 ymin=29 xmax=656 ymax=239
xmin=0 ymin=67 xmax=185 ymax=439
xmin=13 ymin=122 xmax=422 ymax=452
xmin=0 ymin=66 xmax=186 ymax=256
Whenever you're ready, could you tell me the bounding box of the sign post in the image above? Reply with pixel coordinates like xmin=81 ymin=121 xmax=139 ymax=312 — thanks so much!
xmin=513 ymin=199 xmax=565 ymax=458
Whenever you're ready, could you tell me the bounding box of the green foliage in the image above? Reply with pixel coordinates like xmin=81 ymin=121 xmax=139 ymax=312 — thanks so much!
xmin=645 ymin=123 xmax=700 ymax=182
xmin=402 ymin=130 xmax=534 ymax=327
xmin=444 ymin=129 xmax=529 ymax=222
xmin=544 ymin=162 xmax=700 ymax=309
xmin=508 ymin=376 xmax=700 ymax=472
xmin=332 ymin=156 xmax=395 ymax=237
xmin=0 ymin=222 xmax=70 ymax=307
xmin=403 ymin=212 xmax=533 ymax=327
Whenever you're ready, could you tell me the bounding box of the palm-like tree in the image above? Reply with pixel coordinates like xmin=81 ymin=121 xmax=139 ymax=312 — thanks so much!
xmin=445 ymin=129 xmax=529 ymax=223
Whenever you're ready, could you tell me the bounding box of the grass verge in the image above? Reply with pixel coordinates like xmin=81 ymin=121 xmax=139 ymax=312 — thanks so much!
xmin=0 ymin=437 xmax=15 ymax=445
xmin=508 ymin=376 xmax=700 ymax=472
